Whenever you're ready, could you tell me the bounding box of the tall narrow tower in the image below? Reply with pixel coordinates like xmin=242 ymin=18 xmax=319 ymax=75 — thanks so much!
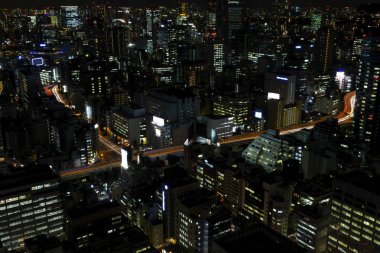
xmin=354 ymin=37 xmax=380 ymax=153
xmin=217 ymin=0 xmax=245 ymax=65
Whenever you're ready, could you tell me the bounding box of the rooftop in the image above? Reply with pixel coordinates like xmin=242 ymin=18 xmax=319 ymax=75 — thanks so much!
xmin=179 ymin=188 xmax=215 ymax=209
xmin=336 ymin=171 xmax=380 ymax=197
xmin=213 ymin=224 xmax=307 ymax=253
xmin=0 ymin=165 xmax=59 ymax=193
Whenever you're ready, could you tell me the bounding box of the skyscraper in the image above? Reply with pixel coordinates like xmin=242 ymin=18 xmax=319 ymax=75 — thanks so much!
xmin=315 ymin=25 xmax=335 ymax=74
xmin=60 ymin=6 xmax=80 ymax=28
xmin=327 ymin=171 xmax=380 ymax=253
xmin=354 ymin=37 xmax=380 ymax=153
xmin=0 ymin=166 xmax=64 ymax=251
xmin=217 ymin=0 xmax=245 ymax=65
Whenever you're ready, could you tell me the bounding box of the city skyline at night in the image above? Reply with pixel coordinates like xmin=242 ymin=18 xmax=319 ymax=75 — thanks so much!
xmin=0 ymin=0 xmax=379 ymax=252
xmin=0 ymin=0 xmax=377 ymax=8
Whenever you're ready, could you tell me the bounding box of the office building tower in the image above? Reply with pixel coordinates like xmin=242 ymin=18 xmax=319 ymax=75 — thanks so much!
xmin=206 ymin=0 xmax=217 ymax=36
xmin=263 ymin=176 xmax=294 ymax=237
xmin=241 ymin=169 xmax=267 ymax=222
xmin=163 ymin=169 xmax=231 ymax=252
xmin=146 ymin=8 xmax=154 ymax=37
xmin=327 ymin=171 xmax=380 ymax=253
xmin=19 ymin=67 xmax=42 ymax=111
xmin=354 ymin=37 xmax=380 ymax=153
xmin=217 ymin=0 xmax=245 ymax=63
xmin=266 ymin=97 xmax=284 ymax=129
xmin=315 ymin=25 xmax=335 ymax=74
xmin=144 ymin=88 xmax=200 ymax=124
xmin=275 ymin=68 xmax=309 ymax=100
xmin=110 ymin=25 xmax=130 ymax=59
xmin=293 ymin=176 xmax=331 ymax=207
xmin=81 ymin=60 xmax=110 ymax=97
xmin=213 ymin=42 xmax=224 ymax=73
xmin=200 ymin=114 xmax=234 ymax=143
xmin=314 ymin=91 xmax=341 ymax=115
xmin=252 ymin=108 xmax=265 ymax=132
xmin=0 ymin=166 xmax=64 ymax=251
xmin=214 ymin=95 xmax=250 ymax=132
xmin=204 ymin=207 xmax=232 ymax=252
xmin=282 ymin=102 xmax=302 ymax=127
xmin=73 ymin=123 xmax=99 ymax=167
xmin=195 ymin=158 xmax=246 ymax=215
xmin=67 ymin=202 xmax=127 ymax=251
xmin=161 ymin=167 xmax=200 ymax=239
xmin=60 ymin=6 xmax=80 ymax=28
xmin=113 ymin=88 xmax=130 ymax=107
xmin=120 ymin=186 xmax=164 ymax=248
xmin=311 ymin=12 xmax=322 ymax=32
xmin=182 ymin=61 xmax=209 ymax=87
xmin=265 ymin=73 xmax=296 ymax=105
xmin=175 ymin=188 xmax=216 ymax=252
xmin=352 ymin=38 xmax=363 ymax=61
xmin=179 ymin=1 xmax=189 ymax=18
xmin=149 ymin=115 xmax=172 ymax=149
xmin=109 ymin=104 xmax=148 ymax=146
xmin=295 ymin=205 xmax=329 ymax=253
xmin=225 ymin=0 xmax=245 ymax=64
xmin=313 ymin=74 xmax=330 ymax=97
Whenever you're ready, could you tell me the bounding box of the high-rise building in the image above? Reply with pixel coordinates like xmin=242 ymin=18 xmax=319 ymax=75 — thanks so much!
xmin=175 ymin=188 xmax=216 ymax=252
xmin=327 ymin=171 xmax=380 ymax=253
xmin=179 ymin=1 xmax=189 ymax=18
xmin=0 ymin=166 xmax=64 ymax=251
xmin=18 ymin=67 xmax=42 ymax=111
xmin=214 ymin=95 xmax=250 ymax=132
xmin=266 ymin=97 xmax=284 ymax=129
xmin=146 ymin=8 xmax=154 ymax=37
xmin=295 ymin=205 xmax=329 ymax=253
xmin=110 ymin=24 xmax=130 ymax=59
xmin=241 ymin=169 xmax=267 ymax=222
xmin=60 ymin=6 xmax=80 ymax=28
xmin=313 ymin=74 xmax=330 ymax=97
xmin=195 ymin=158 xmax=246 ymax=215
xmin=282 ymin=102 xmax=302 ymax=127
xmin=311 ymin=12 xmax=322 ymax=32
xmin=354 ymin=37 xmax=380 ymax=153
xmin=81 ymin=60 xmax=110 ymax=97
xmin=120 ymin=187 xmax=164 ymax=248
xmin=200 ymin=114 xmax=234 ymax=142
xmin=213 ymin=42 xmax=224 ymax=73
xmin=265 ymin=73 xmax=296 ymax=105
xmin=161 ymin=167 xmax=200 ymax=239
xmin=217 ymin=0 xmax=245 ymax=64
xmin=226 ymin=0 xmax=245 ymax=64
xmin=206 ymin=0 xmax=217 ymax=36
xmin=73 ymin=123 xmax=99 ymax=167
xmin=144 ymin=88 xmax=200 ymax=124
xmin=315 ymin=25 xmax=335 ymax=74
xmin=67 ymin=202 xmax=126 ymax=250
xmin=182 ymin=60 xmax=209 ymax=87
xmin=109 ymin=105 xmax=148 ymax=146
xmin=263 ymin=177 xmax=294 ymax=237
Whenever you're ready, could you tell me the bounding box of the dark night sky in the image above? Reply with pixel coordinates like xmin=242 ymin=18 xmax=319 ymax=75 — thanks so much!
xmin=0 ymin=0 xmax=377 ymax=8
